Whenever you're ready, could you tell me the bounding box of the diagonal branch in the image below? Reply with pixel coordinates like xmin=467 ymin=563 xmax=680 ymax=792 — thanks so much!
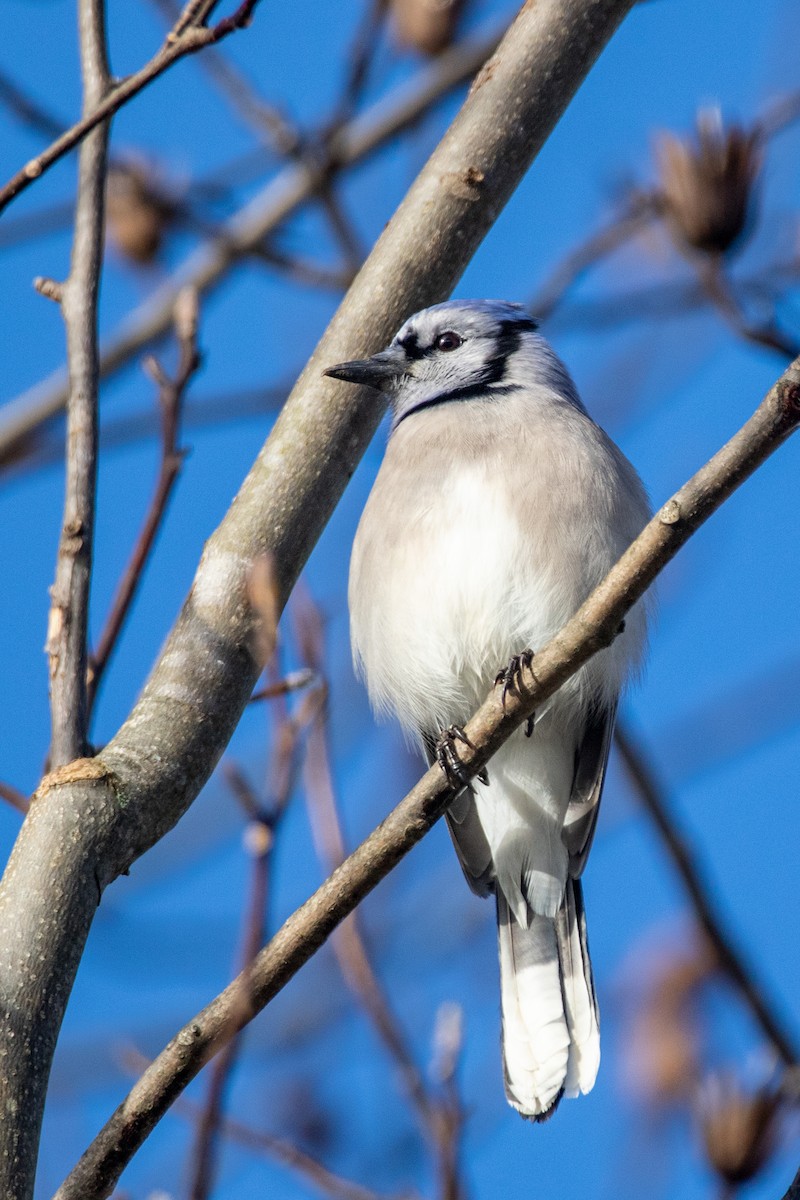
xmin=614 ymin=722 xmax=798 ymax=1066
xmin=53 ymin=352 xmax=800 ymax=1200
xmin=0 ymin=0 xmax=264 ymax=216
xmin=0 ymin=20 xmax=506 ymax=464
xmin=46 ymin=0 xmax=111 ymax=767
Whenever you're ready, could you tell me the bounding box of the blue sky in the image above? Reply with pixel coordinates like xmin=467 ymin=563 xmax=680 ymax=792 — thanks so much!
xmin=1 ymin=1 xmax=799 ymax=1197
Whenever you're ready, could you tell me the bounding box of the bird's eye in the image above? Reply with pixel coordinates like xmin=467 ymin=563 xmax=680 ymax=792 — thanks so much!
xmin=434 ymin=331 xmax=462 ymax=352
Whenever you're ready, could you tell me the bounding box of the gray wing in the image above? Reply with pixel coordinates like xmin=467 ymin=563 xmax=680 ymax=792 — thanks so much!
xmin=423 ymin=733 xmax=495 ymax=897
xmin=562 ymin=703 xmax=617 ymax=879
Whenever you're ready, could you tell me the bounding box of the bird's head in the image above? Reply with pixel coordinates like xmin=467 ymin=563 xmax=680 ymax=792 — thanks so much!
xmin=324 ymin=300 xmax=558 ymax=428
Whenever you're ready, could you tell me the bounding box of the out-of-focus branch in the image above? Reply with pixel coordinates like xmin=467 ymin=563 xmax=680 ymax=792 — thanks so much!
xmin=53 ymin=352 xmax=800 ymax=1199
xmin=0 ymin=20 xmax=506 ymax=464
xmin=0 ymin=780 xmax=29 ymax=815
xmin=0 ymin=7 xmax=649 ymax=1196
xmin=0 ymin=68 xmax=66 ymax=140
xmin=45 ymin=0 xmax=111 ymax=768
xmin=324 ymin=0 xmax=391 ymax=133
xmin=695 ymin=255 xmax=800 ymax=360
xmin=188 ymin=676 xmax=325 ymax=1200
xmin=0 ymin=0 xmax=264 ymax=215
xmin=113 ymin=1051 xmax=410 ymax=1200
xmin=530 ymin=193 xmax=659 ymax=319
xmin=86 ymin=289 xmax=199 ymax=719
xmin=614 ymin=722 xmax=799 ymax=1067
xmin=295 ymin=594 xmax=465 ymax=1200
xmin=248 ymin=667 xmax=318 ymax=704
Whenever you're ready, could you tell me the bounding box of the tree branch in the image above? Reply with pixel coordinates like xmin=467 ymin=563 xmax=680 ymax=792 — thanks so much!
xmin=0 ymin=0 xmax=264 ymax=216
xmin=46 ymin=0 xmax=111 ymax=767
xmin=0 ymin=20 xmax=506 ymax=464
xmin=86 ymin=288 xmax=199 ymax=720
xmin=0 ymin=5 xmax=640 ymax=1196
xmin=614 ymin=722 xmax=799 ymax=1066
xmin=53 ymin=352 xmax=800 ymax=1200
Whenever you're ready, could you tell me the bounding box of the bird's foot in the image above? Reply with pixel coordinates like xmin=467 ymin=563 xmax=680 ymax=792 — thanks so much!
xmin=435 ymin=725 xmax=488 ymax=789
xmin=495 ymin=649 xmax=536 ymax=734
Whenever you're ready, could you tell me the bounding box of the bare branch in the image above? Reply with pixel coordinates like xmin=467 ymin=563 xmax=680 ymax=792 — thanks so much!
xmin=295 ymin=592 xmax=465 ymax=1199
xmin=530 ymin=193 xmax=659 ymax=319
xmin=154 ymin=1082 xmax=410 ymax=1200
xmin=53 ymin=354 xmax=800 ymax=1199
xmin=0 ymin=68 xmax=66 ymax=140
xmin=0 ymin=0 xmax=264 ymax=216
xmin=46 ymin=0 xmax=111 ymax=767
xmin=188 ymin=674 xmax=323 ymax=1200
xmin=614 ymin=722 xmax=799 ymax=1066
xmin=695 ymin=255 xmax=800 ymax=360
xmin=86 ymin=289 xmax=199 ymax=719
xmin=0 ymin=780 xmax=29 ymax=815
xmin=0 ymin=20 xmax=506 ymax=464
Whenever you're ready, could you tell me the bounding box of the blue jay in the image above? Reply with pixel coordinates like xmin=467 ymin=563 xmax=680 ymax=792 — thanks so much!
xmin=325 ymin=300 xmax=650 ymax=1120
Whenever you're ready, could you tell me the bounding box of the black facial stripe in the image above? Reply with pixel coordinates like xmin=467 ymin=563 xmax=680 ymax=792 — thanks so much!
xmin=398 ymin=331 xmax=425 ymax=360
xmin=394 ymin=383 xmax=523 ymax=427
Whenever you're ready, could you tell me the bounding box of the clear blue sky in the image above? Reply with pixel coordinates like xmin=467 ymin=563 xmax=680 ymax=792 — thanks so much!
xmin=1 ymin=1 xmax=799 ymax=1197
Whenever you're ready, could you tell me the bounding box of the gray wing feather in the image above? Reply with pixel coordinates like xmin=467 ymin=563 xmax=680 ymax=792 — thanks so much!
xmin=423 ymin=733 xmax=495 ymax=897
xmin=562 ymin=703 xmax=617 ymax=879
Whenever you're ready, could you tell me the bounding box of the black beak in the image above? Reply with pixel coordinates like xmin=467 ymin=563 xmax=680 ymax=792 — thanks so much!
xmin=323 ymin=349 xmax=404 ymax=392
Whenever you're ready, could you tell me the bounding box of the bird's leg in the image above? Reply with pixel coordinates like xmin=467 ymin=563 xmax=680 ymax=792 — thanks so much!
xmin=435 ymin=724 xmax=488 ymax=788
xmin=495 ymin=649 xmax=536 ymax=734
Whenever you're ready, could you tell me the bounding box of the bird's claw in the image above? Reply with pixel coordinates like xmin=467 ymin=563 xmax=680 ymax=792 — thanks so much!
xmin=435 ymin=724 xmax=486 ymax=789
xmin=495 ymin=649 xmax=536 ymax=735
xmin=495 ymin=649 xmax=535 ymax=707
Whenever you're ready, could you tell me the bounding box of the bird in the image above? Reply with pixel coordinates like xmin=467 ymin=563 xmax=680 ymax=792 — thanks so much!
xmin=324 ymin=299 xmax=650 ymax=1121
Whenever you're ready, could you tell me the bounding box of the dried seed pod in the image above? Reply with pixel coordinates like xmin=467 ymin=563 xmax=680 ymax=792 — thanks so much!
xmin=695 ymin=1072 xmax=781 ymax=1186
xmin=621 ymin=936 xmax=718 ymax=1107
xmin=391 ymin=0 xmax=467 ymax=56
xmin=106 ymin=161 xmax=178 ymax=265
xmin=655 ymin=109 xmax=762 ymax=256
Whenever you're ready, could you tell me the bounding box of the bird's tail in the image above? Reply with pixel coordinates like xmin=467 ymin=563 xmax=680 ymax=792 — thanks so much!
xmin=496 ymin=878 xmax=600 ymax=1120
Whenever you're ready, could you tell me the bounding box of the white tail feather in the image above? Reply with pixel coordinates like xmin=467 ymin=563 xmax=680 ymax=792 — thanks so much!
xmin=497 ymin=880 xmax=599 ymax=1119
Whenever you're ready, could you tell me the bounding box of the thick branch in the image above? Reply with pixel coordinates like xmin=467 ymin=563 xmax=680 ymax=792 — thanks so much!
xmin=54 ymin=354 xmax=800 ymax=1199
xmin=46 ymin=0 xmax=110 ymax=766
xmin=0 ymin=5 xmax=638 ymax=1197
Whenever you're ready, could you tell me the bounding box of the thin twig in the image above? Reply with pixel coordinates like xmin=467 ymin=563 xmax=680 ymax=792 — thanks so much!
xmin=188 ymin=677 xmax=326 ymax=1200
xmin=52 ymin=352 xmax=800 ymax=1199
xmin=324 ymin=0 xmax=391 ymax=134
xmin=85 ymin=290 xmax=199 ymax=718
xmin=124 ymin=1048 xmax=406 ymax=1200
xmin=46 ymin=0 xmax=111 ymax=767
xmin=0 ymin=0 xmax=264 ymax=215
xmin=0 ymin=68 xmax=66 ymax=140
xmin=187 ymin=787 xmax=273 ymax=1200
xmin=0 ymin=22 xmax=505 ymax=462
xmin=615 ymin=722 xmax=799 ymax=1067
xmin=0 ymin=780 xmax=29 ymax=815
xmin=530 ymin=193 xmax=659 ymax=319
xmin=248 ymin=667 xmax=318 ymax=704
xmin=294 ymin=592 xmax=465 ymax=1199
xmin=695 ymin=255 xmax=800 ymax=360
xmin=757 ymin=87 xmax=800 ymax=141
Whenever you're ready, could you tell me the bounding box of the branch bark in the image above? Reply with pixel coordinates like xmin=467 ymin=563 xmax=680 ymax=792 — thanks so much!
xmin=46 ymin=1 xmax=110 ymax=766
xmin=0 ymin=4 xmax=638 ymax=1196
xmin=55 ymin=353 xmax=800 ymax=1200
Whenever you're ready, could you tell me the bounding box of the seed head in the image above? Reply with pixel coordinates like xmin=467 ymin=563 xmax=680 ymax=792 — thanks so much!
xmin=656 ymin=109 xmax=762 ymax=256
